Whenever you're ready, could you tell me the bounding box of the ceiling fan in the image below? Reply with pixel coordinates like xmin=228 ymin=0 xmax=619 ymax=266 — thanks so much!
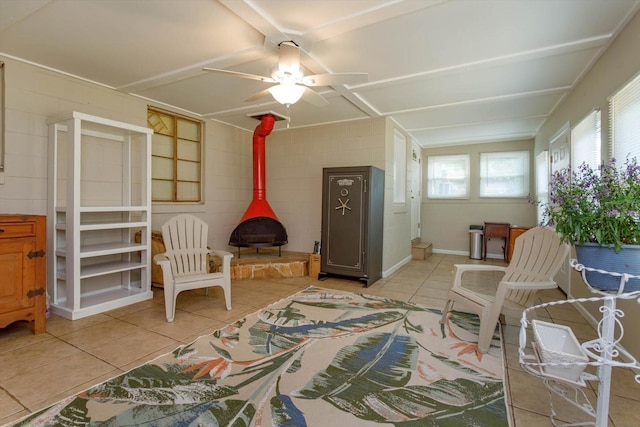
xmin=203 ymin=41 xmax=368 ymax=107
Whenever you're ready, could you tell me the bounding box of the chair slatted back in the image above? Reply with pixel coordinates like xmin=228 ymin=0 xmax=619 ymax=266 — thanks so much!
xmin=502 ymin=227 xmax=569 ymax=307
xmin=161 ymin=214 xmax=210 ymax=277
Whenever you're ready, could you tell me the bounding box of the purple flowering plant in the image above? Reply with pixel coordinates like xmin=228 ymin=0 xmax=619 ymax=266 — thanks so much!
xmin=538 ymin=158 xmax=640 ymax=252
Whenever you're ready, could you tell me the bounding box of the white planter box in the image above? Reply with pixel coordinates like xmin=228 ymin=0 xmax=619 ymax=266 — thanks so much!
xmin=532 ymin=320 xmax=589 ymax=382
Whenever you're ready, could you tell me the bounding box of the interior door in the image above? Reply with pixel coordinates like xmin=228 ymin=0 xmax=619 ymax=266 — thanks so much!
xmin=409 ymin=142 xmax=422 ymax=240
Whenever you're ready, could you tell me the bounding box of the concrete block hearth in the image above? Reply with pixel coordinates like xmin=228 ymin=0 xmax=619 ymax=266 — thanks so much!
xmin=228 ymin=249 xmax=309 ymax=280
xmin=141 ymin=230 xmax=309 ymax=282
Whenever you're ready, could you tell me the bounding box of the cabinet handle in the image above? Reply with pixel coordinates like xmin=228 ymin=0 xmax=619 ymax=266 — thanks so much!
xmin=27 ymin=287 xmax=45 ymax=298
xmin=27 ymin=249 xmax=45 ymax=259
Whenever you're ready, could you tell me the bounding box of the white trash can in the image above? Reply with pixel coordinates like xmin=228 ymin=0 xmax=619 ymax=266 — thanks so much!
xmin=469 ymin=229 xmax=484 ymax=260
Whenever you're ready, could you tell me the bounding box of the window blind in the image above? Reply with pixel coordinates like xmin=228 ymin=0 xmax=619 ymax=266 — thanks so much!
xmin=427 ymin=154 xmax=470 ymax=199
xmin=571 ymin=109 xmax=601 ymax=170
xmin=479 ymin=151 xmax=529 ymax=198
xmin=610 ymin=73 xmax=640 ymax=161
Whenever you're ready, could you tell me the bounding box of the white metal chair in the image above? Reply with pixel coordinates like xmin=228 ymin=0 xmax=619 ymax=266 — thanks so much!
xmin=440 ymin=226 xmax=569 ymax=353
xmin=154 ymin=214 xmax=233 ymax=322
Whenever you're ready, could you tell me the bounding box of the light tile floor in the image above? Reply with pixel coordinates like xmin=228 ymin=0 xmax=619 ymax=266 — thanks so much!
xmin=1 ymin=254 xmax=638 ymax=426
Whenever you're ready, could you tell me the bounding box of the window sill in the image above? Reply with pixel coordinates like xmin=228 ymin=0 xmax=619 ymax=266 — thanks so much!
xmin=152 ymin=202 xmax=206 ymax=214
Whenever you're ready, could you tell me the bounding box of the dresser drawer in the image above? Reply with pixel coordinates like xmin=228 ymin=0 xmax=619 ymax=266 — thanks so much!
xmin=0 ymin=221 xmax=38 ymax=239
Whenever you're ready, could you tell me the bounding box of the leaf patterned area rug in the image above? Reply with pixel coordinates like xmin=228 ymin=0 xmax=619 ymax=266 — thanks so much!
xmin=13 ymin=286 xmax=508 ymax=426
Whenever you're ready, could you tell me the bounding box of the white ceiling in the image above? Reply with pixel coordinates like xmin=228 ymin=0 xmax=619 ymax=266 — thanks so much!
xmin=1 ymin=0 xmax=638 ymax=147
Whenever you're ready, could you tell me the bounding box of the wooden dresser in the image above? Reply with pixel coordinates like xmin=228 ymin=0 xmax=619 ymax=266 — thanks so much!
xmin=483 ymin=222 xmax=510 ymax=261
xmin=507 ymin=226 xmax=532 ymax=262
xmin=0 ymin=214 xmax=47 ymax=334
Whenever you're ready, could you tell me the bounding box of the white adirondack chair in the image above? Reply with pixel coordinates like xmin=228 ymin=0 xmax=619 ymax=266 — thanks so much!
xmin=154 ymin=214 xmax=233 ymax=322
xmin=440 ymin=226 xmax=569 ymax=353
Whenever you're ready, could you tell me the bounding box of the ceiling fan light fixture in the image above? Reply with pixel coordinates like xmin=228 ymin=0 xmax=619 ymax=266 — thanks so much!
xmin=268 ymin=83 xmax=305 ymax=106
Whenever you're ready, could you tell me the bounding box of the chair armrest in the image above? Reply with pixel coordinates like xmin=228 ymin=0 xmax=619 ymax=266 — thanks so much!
xmin=153 ymin=253 xmax=175 ymax=286
xmin=449 ymin=264 xmax=507 ymax=290
xmin=210 ymin=249 xmax=233 ymax=273
xmin=211 ymin=249 xmax=233 ymax=259
xmin=500 ymin=280 xmax=557 ymax=290
xmin=453 ymin=264 xmax=508 ymax=273
xmin=153 ymin=253 xmax=169 ymax=265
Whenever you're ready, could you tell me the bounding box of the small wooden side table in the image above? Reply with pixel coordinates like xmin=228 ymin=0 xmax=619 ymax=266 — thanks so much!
xmin=508 ymin=226 xmax=531 ymax=262
xmin=483 ymin=222 xmax=510 ymax=261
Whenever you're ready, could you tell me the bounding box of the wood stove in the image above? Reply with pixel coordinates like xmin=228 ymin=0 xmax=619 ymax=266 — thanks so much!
xmin=229 ymin=113 xmax=288 ymax=256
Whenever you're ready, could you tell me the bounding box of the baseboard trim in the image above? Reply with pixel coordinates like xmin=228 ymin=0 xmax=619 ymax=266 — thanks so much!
xmin=432 ymin=249 xmax=466 ymax=256
xmin=432 ymin=248 xmax=507 ymax=260
xmin=383 ymin=255 xmax=412 ymax=278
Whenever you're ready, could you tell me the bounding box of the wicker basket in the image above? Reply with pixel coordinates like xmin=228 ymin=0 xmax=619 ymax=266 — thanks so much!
xmin=135 ymin=230 xmax=166 ymax=287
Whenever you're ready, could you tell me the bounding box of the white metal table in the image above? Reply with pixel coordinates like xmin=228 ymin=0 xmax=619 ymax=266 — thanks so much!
xmin=518 ymin=260 xmax=640 ymax=426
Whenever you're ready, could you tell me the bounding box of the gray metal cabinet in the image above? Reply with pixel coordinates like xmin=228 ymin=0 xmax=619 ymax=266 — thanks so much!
xmin=319 ymin=166 xmax=384 ymax=287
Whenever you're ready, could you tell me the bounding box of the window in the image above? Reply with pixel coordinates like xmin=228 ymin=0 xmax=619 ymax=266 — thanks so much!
xmin=393 ymin=130 xmax=407 ymax=204
xmin=427 ymin=154 xmax=470 ymax=199
xmin=147 ymin=107 xmax=202 ymax=202
xmin=571 ymin=109 xmax=601 ymax=170
xmin=610 ymin=72 xmax=640 ymax=161
xmin=479 ymin=151 xmax=529 ymax=198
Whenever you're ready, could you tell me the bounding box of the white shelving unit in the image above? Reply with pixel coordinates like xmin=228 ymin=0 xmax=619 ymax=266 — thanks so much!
xmin=518 ymin=260 xmax=640 ymax=427
xmin=47 ymin=112 xmax=153 ymax=320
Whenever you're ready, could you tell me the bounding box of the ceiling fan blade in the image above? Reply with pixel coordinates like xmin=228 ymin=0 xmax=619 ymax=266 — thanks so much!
xmin=302 ymin=73 xmax=368 ymax=87
xmin=301 ymin=88 xmax=330 ymax=107
xmin=203 ymin=67 xmax=275 ymax=83
xmin=244 ymin=88 xmax=274 ymax=102
xmin=278 ymin=41 xmax=301 ymax=75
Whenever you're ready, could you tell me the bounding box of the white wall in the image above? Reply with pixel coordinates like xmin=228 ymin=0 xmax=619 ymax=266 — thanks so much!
xmin=0 ymin=56 xmax=413 ymax=279
xmin=0 ymin=56 xmax=252 ymax=252
xmin=534 ymin=10 xmax=640 ymax=358
xmin=421 ymin=139 xmax=537 ymax=256
xmin=384 ymin=121 xmax=413 ymax=273
xmin=0 ymin=56 xmax=147 ymax=215
xmin=265 ymin=117 xmax=412 ymax=274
